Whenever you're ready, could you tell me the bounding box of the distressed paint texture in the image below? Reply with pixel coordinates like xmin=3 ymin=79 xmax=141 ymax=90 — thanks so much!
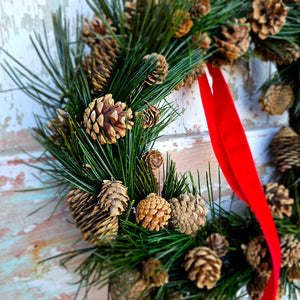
xmin=0 ymin=1 xmax=291 ymax=299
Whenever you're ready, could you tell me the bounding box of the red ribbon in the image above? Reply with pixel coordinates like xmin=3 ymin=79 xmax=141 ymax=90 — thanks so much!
xmin=198 ymin=64 xmax=281 ymax=300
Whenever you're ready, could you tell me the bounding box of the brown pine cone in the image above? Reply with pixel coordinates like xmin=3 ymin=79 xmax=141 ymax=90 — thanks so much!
xmin=251 ymin=0 xmax=288 ymax=40
xmin=280 ymin=234 xmax=300 ymax=268
xmin=191 ymin=0 xmax=211 ymax=17
xmin=192 ymin=32 xmax=211 ymax=50
xmin=83 ymin=94 xmax=134 ymax=144
xmin=110 ymin=269 xmax=150 ymax=300
xmin=47 ymin=108 xmax=70 ymax=146
xmin=242 ymin=236 xmax=272 ymax=274
xmin=173 ymin=11 xmax=193 ymax=38
xmin=136 ymin=105 xmax=160 ymax=129
xmin=169 ymin=193 xmax=208 ymax=236
xmin=259 ymin=84 xmax=294 ymax=115
xmin=142 ymin=150 xmax=164 ymax=170
xmin=263 ymin=182 xmax=294 ymax=218
xmin=213 ymin=18 xmax=251 ymax=63
xmin=184 ymin=246 xmax=222 ymax=289
xmin=271 ymin=127 xmax=300 ymax=172
xmin=143 ymin=53 xmax=169 ymax=85
xmin=205 ymin=233 xmax=229 ymax=257
xmin=66 ymin=189 xmax=118 ymax=244
xmin=287 ymin=264 xmax=300 ymax=282
xmin=136 ymin=193 xmax=171 ymax=231
xmin=98 ymin=180 xmax=129 ymax=216
xmin=142 ymin=258 xmax=169 ymax=287
xmin=83 ymin=39 xmax=120 ymax=94
xmin=247 ymin=273 xmax=270 ymax=300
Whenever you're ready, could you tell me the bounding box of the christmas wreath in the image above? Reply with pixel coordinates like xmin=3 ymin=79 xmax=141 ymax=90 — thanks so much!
xmin=3 ymin=0 xmax=300 ymax=299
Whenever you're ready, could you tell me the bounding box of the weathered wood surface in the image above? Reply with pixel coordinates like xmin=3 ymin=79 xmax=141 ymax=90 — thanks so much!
xmin=0 ymin=1 xmax=292 ymax=299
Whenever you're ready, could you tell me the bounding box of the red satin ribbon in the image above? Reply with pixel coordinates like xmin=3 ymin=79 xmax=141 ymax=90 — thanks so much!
xmin=198 ymin=64 xmax=281 ymax=300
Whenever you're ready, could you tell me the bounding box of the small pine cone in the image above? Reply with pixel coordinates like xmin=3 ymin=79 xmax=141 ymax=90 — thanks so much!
xmin=136 ymin=193 xmax=171 ymax=231
xmin=123 ymin=1 xmax=136 ymax=29
xmin=142 ymin=258 xmax=169 ymax=287
xmin=213 ymin=18 xmax=251 ymax=63
xmin=259 ymin=84 xmax=294 ymax=115
xmin=173 ymin=11 xmax=193 ymax=38
xmin=66 ymin=189 xmax=118 ymax=244
xmin=143 ymin=53 xmax=169 ymax=85
xmin=83 ymin=39 xmax=120 ymax=94
xmin=110 ymin=270 xmax=150 ymax=300
xmin=287 ymin=264 xmax=300 ymax=282
xmin=184 ymin=246 xmax=222 ymax=289
xmin=191 ymin=0 xmax=211 ymax=17
xmin=142 ymin=150 xmax=164 ymax=170
xmin=242 ymin=236 xmax=272 ymax=274
xmin=192 ymin=32 xmax=211 ymax=50
xmin=205 ymin=233 xmax=229 ymax=257
xmin=247 ymin=273 xmax=270 ymax=300
xmin=280 ymin=234 xmax=300 ymax=268
xmin=47 ymin=108 xmax=70 ymax=145
xmin=169 ymin=193 xmax=208 ymax=236
xmin=98 ymin=180 xmax=129 ymax=216
xmin=271 ymin=127 xmax=300 ymax=172
xmin=263 ymin=182 xmax=294 ymax=218
xmin=83 ymin=94 xmax=134 ymax=144
xmin=83 ymin=14 xmax=116 ymax=46
xmin=175 ymin=63 xmax=206 ymax=90
xmin=251 ymin=0 xmax=288 ymax=40
xmin=136 ymin=105 xmax=160 ymax=128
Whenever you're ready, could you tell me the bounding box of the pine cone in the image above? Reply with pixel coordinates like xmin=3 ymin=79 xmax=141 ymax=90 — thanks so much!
xmin=169 ymin=193 xmax=208 ymax=236
xmin=66 ymin=189 xmax=118 ymax=244
xmin=242 ymin=236 xmax=272 ymax=274
xmin=259 ymin=84 xmax=294 ymax=115
xmin=123 ymin=1 xmax=136 ymax=29
xmin=175 ymin=63 xmax=206 ymax=90
xmin=192 ymin=32 xmax=211 ymax=50
xmin=47 ymin=108 xmax=70 ymax=146
xmin=83 ymin=94 xmax=134 ymax=144
xmin=110 ymin=270 xmax=150 ymax=300
xmin=247 ymin=273 xmax=270 ymax=300
xmin=191 ymin=0 xmax=211 ymax=17
xmin=184 ymin=246 xmax=222 ymax=289
xmin=83 ymin=14 xmax=115 ymax=46
xmin=98 ymin=180 xmax=129 ymax=216
xmin=173 ymin=11 xmax=193 ymax=38
xmin=280 ymin=234 xmax=300 ymax=268
xmin=205 ymin=233 xmax=229 ymax=257
xmin=213 ymin=18 xmax=251 ymax=63
xmin=142 ymin=150 xmax=164 ymax=170
xmin=271 ymin=127 xmax=300 ymax=172
xmin=251 ymin=0 xmax=288 ymax=40
xmin=83 ymin=39 xmax=120 ymax=94
xmin=263 ymin=182 xmax=294 ymax=218
xmin=142 ymin=258 xmax=169 ymax=287
xmin=136 ymin=193 xmax=171 ymax=231
xmin=143 ymin=53 xmax=169 ymax=85
xmin=287 ymin=264 xmax=300 ymax=282
xmin=136 ymin=105 xmax=160 ymax=128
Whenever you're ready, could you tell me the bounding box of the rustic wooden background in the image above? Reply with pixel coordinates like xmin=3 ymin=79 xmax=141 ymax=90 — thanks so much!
xmin=0 ymin=1 xmax=290 ymax=299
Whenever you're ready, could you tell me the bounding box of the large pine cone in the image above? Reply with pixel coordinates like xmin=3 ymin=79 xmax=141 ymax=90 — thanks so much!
xmin=213 ymin=18 xmax=251 ymax=64
xmin=83 ymin=39 xmax=120 ymax=94
xmin=191 ymin=0 xmax=211 ymax=17
xmin=173 ymin=11 xmax=193 ymax=38
xmin=259 ymin=84 xmax=294 ymax=115
xmin=98 ymin=180 xmax=129 ymax=216
xmin=136 ymin=193 xmax=171 ymax=231
xmin=280 ymin=234 xmax=300 ymax=268
xmin=83 ymin=94 xmax=134 ymax=144
xmin=136 ymin=105 xmax=160 ymax=129
xmin=169 ymin=193 xmax=208 ymax=236
xmin=271 ymin=127 xmax=300 ymax=172
xmin=47 ymin=108 xmax=70 ymax=146
xmin=205 ymin=233 xmax=229 ymax=257
xmin=263 ymin=182 xmax=294 ymax=218
xmin=242 ymin=236 xmax=272 ymax=274
xmin=66 ymin=189 xmax=118 ymax=244
xmin=110 ymin=270 xmax=150 ymax=300
xmin=143 ymin=53 xmax=169 ymax=85
xmin=142 ymin=258 xmax=169 ymax=287
xmin=251 ymin=0 xmax=288 ymax=40
xmin=184 ymin=246 xmax=222 ymax=289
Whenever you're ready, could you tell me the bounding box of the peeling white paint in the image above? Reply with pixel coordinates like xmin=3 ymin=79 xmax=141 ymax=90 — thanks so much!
xmin=23 ymin=224 xmax=36 ymax=233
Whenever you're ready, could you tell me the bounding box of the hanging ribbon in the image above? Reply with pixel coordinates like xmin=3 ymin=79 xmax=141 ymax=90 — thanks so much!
xmin=198 ymin=64 xmax=281 ymax=300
